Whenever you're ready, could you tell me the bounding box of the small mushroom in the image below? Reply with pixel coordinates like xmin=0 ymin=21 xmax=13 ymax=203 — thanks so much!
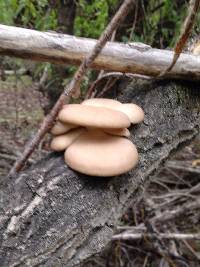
xmin=65 ymin=130 xmax=138 ymax=176
xmin=103 ymin=128 xmax=130 ymax=137
xmin=59 ymin=104 xmax=131 ymax=129
xmin=82 ymin=98 xmax=144 ymax=124
xmin=50 ymin=127 xmax=86 ymax=151
xmin=51 ymin=121 xmax=78 ymax=135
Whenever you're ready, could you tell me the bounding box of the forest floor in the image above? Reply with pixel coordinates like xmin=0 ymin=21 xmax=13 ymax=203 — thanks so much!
xmin=89 ymin=140 xmax=200 ymax=267
xmin=0 ymin=75 xmax=50 ymax=178
xmin=0 ymin=76 xmax=200 ymax=267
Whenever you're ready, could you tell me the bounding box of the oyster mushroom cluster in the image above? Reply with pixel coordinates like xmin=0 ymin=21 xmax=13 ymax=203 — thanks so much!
xmin=50 ymin=98 xmax=144 ymax=177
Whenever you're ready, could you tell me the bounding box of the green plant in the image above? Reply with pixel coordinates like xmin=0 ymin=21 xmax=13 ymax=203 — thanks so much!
xmin=0 ymin=0 xmax=57 ymax=30
xmin=75 ymin=0 xmax=118 ymax=38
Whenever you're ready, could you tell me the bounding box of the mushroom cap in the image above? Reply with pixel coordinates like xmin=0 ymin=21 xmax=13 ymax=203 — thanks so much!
xmin=116 ymin=104 xmax=144 ymax=124
xmin=59 ymin=104 xmax=130 ymax=129
xmin=51 ymin=121 xmax=78 ymax=135
xmin=65 ymin=130 xmax=138 ymax=176
xmin=82 ymin=98 xmax=144 ymax=124
xmin=103 ymin=128 xmax=130 ymax=137
xmin=82 ymin=98 xmax=121 ymax=108
xmin=50 ymin=127 xmax=86 ymax=151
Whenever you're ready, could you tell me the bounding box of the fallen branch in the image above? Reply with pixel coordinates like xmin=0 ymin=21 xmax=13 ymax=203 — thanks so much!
xmin=166 ymin=160 xmax=200 ymax=174
xmin=152 ymin=199 xmax=200 ymax=224
xmin=112 ymin=232 xmax=200 ymax=241
xmin=114 ymin=198 xmax=200 ymax=243
xmin=8 ymin=0 xmax=134 ymax=177
xmin=0 ymin=25 xmax=200 ymax=81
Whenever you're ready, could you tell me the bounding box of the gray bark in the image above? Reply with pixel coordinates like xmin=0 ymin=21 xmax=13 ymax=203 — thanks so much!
xmin=0 ymin=79 xmax=200 ymax=266
xmin=0 ymin=24 xmax=200 ymax=81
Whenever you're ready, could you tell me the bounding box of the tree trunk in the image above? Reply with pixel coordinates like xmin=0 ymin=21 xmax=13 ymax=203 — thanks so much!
xmin=0 ymin=79 xmax=200 ymax=267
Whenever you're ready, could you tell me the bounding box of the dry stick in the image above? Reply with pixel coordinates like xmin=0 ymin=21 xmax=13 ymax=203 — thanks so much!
xmin=181 ymin=239 xmax=200 ymax=260
xmin=151 ymin=198 xmax=200 ymax=224
xmin=112 ymin=232 xmax=200 ymax=241
xmin=114 ymin=198 xmax=200 ymax=241
xmin=96 ymin=77 xmax=119 ymax=98
xmin=97 ymin=30 xmax=117 ymax=80
xmin=84 ymin=29 xmax=118 ymax=99
xmin=96 ymin=73 xmax=152 ymax=97
xmin=8 ymin=0 xmax=135 ymax=177
xmin=85 ymin=72 xmax=151 ymax=99
xmin=160 ymin=0 xmax=200 ymax=76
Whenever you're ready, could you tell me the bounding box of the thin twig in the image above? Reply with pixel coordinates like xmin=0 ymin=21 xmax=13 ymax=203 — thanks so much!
xmin=115 ymin=198 xmax=200 ymax=240
xmin=160 ymin=0 xmax=200 ymax=76
xmin=8 ymin=0 xmax=135 ymax=177
xmin=96 ymin=77 xmax=118 ymax=98
xmin=142 ymin=255 xmax=149 ymax=267
xmin=84 ymin=29 xmax=117 ymax=99
xmin=85 ymin=72 xmax=151 ymax=99
xmin=112 ymin=232 xmax=200 ymax=241
xmin=166 ymin=160 xmax=200 ymax=174
xmin=181 ymin=239 xmax=200 ymax=260
xmin=151 ymin=198 xmax=200 ymax=224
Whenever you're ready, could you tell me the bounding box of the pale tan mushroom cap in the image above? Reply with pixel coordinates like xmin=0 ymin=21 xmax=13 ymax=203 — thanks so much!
xmin=82 ymin=98 xmax=121 ymax=108
xmin=65 ymin=130 xmax=138 ymax=176
xmin=59 ymin=104 xmax=131 ymax=129
xmin=51 ymin=121 xmax=78 ymax=135
xmin=103 ymin=128 xmax=130 ymax=137
xmin=50 ymin=127 xmax=86 ymax=151
xmin=116 ymin=104 xmax=144 ymax=124
xmin=82 ymin=99 xmax=144 ymax=124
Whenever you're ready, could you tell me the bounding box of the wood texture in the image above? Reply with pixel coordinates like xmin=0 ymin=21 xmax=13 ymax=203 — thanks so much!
xmin=0 ymin=79 xmax=200 ymax=266
xmin=0 ymin=24 xmax=200 ymax=80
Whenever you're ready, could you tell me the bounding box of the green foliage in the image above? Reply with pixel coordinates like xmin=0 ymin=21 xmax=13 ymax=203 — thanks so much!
xmin=128 ymin=0 xmax=192 ymax=48
xmin=0 ymin=0 xmax=57 ymax=30
xmin=0 ymin=0 xmax=17 ymax=25
xmin=75 ymin=0 xmax=118 ymax=38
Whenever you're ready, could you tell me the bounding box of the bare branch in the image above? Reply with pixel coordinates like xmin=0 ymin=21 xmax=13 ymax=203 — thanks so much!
xmin=112 ymin=232 xmax=200 ymax=241
xmin=0 ymin=25 xmax=200 ymax=81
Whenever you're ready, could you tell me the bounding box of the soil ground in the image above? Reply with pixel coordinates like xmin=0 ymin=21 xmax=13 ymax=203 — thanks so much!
xmin=0 ymin=75 xmax=49 ymax=178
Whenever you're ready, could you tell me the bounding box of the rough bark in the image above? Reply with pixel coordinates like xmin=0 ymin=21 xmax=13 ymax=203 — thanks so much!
xmin=0 ymin=79 xmax=200 ymax=267
xmin=0 ymin=24 xmax=200 ymax=81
